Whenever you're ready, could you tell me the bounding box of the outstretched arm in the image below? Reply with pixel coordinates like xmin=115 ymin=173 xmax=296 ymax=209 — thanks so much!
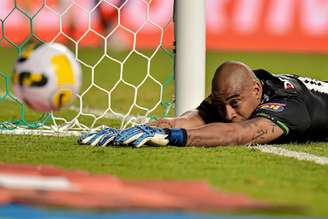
xmin=113 ymin=117 xmax=284 ymax=147
xmin=147 ymin=110 xmax=206 ymax=129
xmin=186 ymin=117 xmax=284 ymax=146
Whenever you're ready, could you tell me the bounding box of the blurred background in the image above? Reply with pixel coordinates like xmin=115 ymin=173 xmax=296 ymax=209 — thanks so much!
xmin=2 ymin=0 xmax=328 ymax=52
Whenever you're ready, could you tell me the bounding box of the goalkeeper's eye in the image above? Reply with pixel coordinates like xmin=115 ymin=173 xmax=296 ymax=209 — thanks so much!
xmin=230 ymin=99 xmax=240 ymax=108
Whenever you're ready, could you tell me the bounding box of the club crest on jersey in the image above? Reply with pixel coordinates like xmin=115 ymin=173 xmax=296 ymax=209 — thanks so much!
xmin=277 ymin=75 xmax=295 ymax=90
xmin=257 ymin=103 xmax=286 ymax=112
xmin=284 ymin=81 xmax=295 ymax=89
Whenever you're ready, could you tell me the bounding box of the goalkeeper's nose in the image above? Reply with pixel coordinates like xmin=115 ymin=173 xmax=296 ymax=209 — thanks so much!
xmin=225 ymin=105 xmax=238 ymax=122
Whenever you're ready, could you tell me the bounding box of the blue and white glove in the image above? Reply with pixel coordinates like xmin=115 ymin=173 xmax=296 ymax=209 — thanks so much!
xmin=114 ymin=125 xmax=187 ymax=147
xmin=77 ymin=127 xmax=120 ymax=146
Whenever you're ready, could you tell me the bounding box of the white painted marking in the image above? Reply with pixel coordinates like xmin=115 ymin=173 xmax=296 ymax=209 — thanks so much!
xmin=0 ymin=174 xmax=76 ymax=191
xmin=253 ymin=145 xmax=328 ymax=165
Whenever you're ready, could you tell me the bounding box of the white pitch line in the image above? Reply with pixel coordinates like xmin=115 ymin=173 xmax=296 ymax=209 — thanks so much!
xmin=0 ymin=174 xmax=76 ymax=191
xmin=253 ymin=145 xmax=328 ymax=165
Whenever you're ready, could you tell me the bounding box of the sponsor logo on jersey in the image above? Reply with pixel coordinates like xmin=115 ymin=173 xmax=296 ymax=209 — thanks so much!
xmin=257 ymin=103 xmax=286 ymax=112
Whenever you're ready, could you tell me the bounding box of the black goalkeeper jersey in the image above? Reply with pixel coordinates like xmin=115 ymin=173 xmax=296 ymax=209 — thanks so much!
xmin=197 ymin=69 xmax=328 ymax=143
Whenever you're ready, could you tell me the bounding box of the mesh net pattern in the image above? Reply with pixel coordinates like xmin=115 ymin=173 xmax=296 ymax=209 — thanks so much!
xmin=0 ymin=0 xmax=174 ymax=135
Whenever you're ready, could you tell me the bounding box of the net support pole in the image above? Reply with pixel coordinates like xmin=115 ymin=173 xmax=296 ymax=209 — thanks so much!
xmin=174 ymin=0 xmax=206 ymax=116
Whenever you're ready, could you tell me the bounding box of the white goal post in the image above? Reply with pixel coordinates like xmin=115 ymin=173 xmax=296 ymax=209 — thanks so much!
xmin=174 ymin=0 xmax=206 ymax=116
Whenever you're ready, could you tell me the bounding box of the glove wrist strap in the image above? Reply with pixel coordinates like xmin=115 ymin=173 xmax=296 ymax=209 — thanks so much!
xmin=165 ymin=128 xmax=187 ymax=146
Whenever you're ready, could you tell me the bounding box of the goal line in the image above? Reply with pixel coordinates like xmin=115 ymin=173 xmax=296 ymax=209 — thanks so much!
xmin=253 ymin=145 xmax=328 ymax=165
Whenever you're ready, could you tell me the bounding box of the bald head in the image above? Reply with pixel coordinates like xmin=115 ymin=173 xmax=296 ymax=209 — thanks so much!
xmin=212 ymin=61 xmax=258 ymax=94
xmin=210 ymin=61 xmax=262 ymax=122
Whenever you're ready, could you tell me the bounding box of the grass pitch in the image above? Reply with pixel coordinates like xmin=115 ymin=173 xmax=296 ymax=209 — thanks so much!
xmin=0 ymin=47 xmax=328 ymax=216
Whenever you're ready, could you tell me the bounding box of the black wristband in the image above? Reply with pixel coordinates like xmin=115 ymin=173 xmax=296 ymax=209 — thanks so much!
xmin=164 ymin=128 xmax=187 ymax=146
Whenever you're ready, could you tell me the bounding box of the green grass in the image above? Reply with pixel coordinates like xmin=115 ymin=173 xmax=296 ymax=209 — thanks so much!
xmin=1 ymin=47 xmax=328 ymax=216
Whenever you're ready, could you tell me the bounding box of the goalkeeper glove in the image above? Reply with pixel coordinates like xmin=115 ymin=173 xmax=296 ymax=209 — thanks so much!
xmin=114 ymin=125 xmax=187 ymax=147
xmin=77 ymin=127 xmax=120 ymax=146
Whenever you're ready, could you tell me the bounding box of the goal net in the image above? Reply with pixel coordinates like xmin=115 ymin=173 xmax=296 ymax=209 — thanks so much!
xmin=0 ymin=0 xmax=176 ymax=136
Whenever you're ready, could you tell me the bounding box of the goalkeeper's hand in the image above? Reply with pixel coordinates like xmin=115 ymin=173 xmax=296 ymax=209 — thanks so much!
xmin=114 ymin=125 xmax=187 ymax=148
xmin=77 ymin=127 xmax=120 ymax=146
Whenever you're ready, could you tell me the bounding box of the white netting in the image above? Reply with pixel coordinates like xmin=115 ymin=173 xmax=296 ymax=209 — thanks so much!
xmin=0 ymin=0 xmax=175 ymax=135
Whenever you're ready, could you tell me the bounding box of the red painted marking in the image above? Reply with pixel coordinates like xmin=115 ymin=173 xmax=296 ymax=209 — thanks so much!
xmin=0 ymin=163 xmax=270 ymax=212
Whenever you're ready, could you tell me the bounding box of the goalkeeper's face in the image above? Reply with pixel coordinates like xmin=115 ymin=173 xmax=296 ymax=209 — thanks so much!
xmin=212 ymin=78 xmax=262 ymax=123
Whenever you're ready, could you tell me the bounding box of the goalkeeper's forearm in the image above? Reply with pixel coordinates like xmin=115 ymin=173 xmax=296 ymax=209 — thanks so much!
xmin=164 ymin=123 xmax=235 ymax=147
xmin=166 ymin=117 xmax=283 ymax=147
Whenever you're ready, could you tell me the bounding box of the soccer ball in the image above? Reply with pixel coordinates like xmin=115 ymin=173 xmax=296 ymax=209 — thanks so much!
xmin=12 ymin=43 xmax=82 ymax=112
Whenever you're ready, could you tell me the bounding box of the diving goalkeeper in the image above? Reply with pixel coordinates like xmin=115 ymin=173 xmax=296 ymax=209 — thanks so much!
xmin=78 ymin=61 xmax=328 ymax=147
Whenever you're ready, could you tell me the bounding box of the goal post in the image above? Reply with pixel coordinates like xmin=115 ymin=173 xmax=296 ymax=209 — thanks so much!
xmin=174 ymin=0 xmax=206 ymax=116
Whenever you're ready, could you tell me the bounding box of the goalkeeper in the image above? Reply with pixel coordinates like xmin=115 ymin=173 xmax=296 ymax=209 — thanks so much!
xmin=78 ymin=61 xmax=328 ymax=147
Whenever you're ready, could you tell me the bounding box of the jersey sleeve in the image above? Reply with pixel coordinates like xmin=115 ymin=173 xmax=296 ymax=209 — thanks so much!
xmin=196 ymin=95 xmax=224 ymax=123
xmin=253 ymin=97 xmax=311 ymax=135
